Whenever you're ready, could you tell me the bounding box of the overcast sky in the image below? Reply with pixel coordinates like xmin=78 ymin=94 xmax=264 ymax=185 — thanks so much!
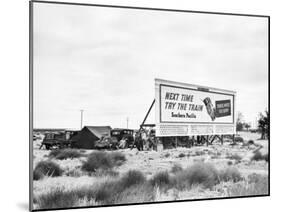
xmin=33 ymin=2 xmax=268 ymax=129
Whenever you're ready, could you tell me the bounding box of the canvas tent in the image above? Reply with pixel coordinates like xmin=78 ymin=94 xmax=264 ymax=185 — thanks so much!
xmin=71 ymin=126 xmax=112 ymax=149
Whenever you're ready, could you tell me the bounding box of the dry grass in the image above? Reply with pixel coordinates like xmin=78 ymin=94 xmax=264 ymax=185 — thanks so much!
xmin=227 ymin=176 xmax=268 ymax=196
xmin=34 ymin=161 xmax=63 ymax=181
xmin=170 ymin=164 xmax=183 ymax=174
xmin=119 ymin=170 xmax=146 ymax=188
xmin=33 ymin=132 xmax=269 ymax=209
xmin=219 ymin=167 xmax=243 ymax=182
xmin=178 ymin=153 xmax=186 ymax=158
xmin=150 ymin=171 xmax=172 ymax=188
xmin=48 ymin=149 xmax=83 ymax=160
xmin=34 ymin=169 xmax=152 ymax=208
xmin=251 ymin=151 xmax=268 ymax=162
xmin=226 ymin=153 xmax=242 ymax=161
xmin=82 ymin=151 xmax=126 ymax=172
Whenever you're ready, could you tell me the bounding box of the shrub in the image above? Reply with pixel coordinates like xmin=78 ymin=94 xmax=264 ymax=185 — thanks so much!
xmin=227 ymin=160 xmax=233 ymax=166
xmin=48 ymin=149 xmax=61 ymax=158
xmin=227 ymin=175 xmax=268 ymax=196
xmin=195 ymin=151 xmax=205 ymax=156
xmin=119 ymin=170 xmax=146 ymax=189
xmin=33 ymin=161 xmax=63 ymax=180
xmin=82 ymin=151 xmax=113 ymax=172
xmin=251 ymin=151 xmax=268 ymax=162
xmin=227 ymin=154 xmax=242 ymax=161
xmin=35 ymin=187 xmax=98 ymax=209
xmin=187 ymin=163 xmax=219 ymax=188
xmin=34 ymin=171 xmax=152 ymax=208
xmin=248 ymin=173 xmax=268 ymax=184
xmin=92 ymin=169 xmax=119 ymax=177
xmin=150 ymin=171 xmax=172 ymax=188
xmin=219 ymin=167 xmax=243 ymax=182
xmin=164 ymin=153 xmax=170 ymax=158
xmin=49 ymin=149 xmax=83 ymax=160
xmin=113 ymin=183 xmax=155 ymax=204
xmin=170 ymin=164 xmax=183 ymax=174
xmin=178 ymin=153 xmax=186 ymax=158
xmin=94 ymin=181 xmax=118 ymax=203
xmin=35 ymin=188 xmax=78 ymax=209
xmin=234 ymin=136 xmax=244 ymax=143
xmin=248 ymin=140 xmax=255 ymax=145
xmin=173 ymin=162 xmax=219 ymax=190
xmin=82 ymin=151 xmax=126 ymax=172
xmin=110 ymin=152 xmax=127 ymax=165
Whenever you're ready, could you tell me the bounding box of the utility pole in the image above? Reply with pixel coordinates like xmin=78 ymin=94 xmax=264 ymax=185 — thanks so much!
xmin=80 ymin=109 xmax=84 ymax=129
xmin=126 ymin=117 xmax=129 ymax=129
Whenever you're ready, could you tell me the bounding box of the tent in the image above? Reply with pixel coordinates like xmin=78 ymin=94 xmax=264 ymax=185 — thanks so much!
xmin=71 ymin=126 xmax=112 ymax=149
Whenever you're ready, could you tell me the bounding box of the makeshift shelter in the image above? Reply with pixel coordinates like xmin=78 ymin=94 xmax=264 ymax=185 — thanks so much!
xmin=71 ymin=126 xmax=112 ymax=149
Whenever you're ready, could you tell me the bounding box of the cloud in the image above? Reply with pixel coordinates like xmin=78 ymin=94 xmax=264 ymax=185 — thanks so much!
xmin=33 ymin=3 xmax=268 ymax=129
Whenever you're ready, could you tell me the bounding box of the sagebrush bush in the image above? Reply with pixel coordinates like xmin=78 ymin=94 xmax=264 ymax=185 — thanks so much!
xmin=227 ymin=154 xmax=242 ymax=161
xmin=219 ymin=167 xmax=243 ymax=182
xmin=110 ymin=152 xmax=127 ymax=165
xmin=227 ymin=174 xmax=268 ymax=196
xmin=113 ymin=183 xmax=154 ymax=204
xmin=82 ymin=151 xmax=113 ymax=172
xmin=178 ymin=153 xmax=186 ymax=158
xmin=94 ymin=181 xmax=119 ymax=203
xmin=195 ymin=151 xmax=205 ymax=156
xmin=227 ymin=160 xmax=233 ymax=166
xmin=170 ymin=164 xmax=183 ymax=174
xmin=234 ymin=136 xmax=244 ymax=143
xmin=82 ymin=151 xmax=126 ymax=172
xmin=119 ymin=170 xmax=146 ymax=188
xmin=150 ymin=171 xmax=172 ymax=188
xmin=92 ymin=169 xmax=119 ymax=177
xmin=48 ymin=149 xmax=61 ymax=158
xmin=251 ymin=151 xmax=268 ymax=162
xmin=186 ymin=163 xmax=219 ymax=188
xmin=35 ymin=187 xmax=98 ymax=209
xmin=247 ymin=173 xmax=268 ymax=184
xmin=33 ymin=161 xmax=63 ymax=180
xmin=247 ymin=140 xmax=255 ymax=145
xmin=49 ymin=149 xmax=83 ymax=160
xmin=164 ymin=153 xmax=170 ymax=158
xmin=173 ymin=162 xmax=219 ymax=190
xmin=35 ymin=188 xmax=78 ymax=209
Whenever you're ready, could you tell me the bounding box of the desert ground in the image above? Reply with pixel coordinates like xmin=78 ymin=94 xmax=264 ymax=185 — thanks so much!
xmin=32 ymin=132 xmax=268 ymax=210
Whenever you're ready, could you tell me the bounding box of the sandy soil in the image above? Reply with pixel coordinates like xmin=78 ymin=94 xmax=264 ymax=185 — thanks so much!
xmin=32 ymin=131 xmax=269 ymax=208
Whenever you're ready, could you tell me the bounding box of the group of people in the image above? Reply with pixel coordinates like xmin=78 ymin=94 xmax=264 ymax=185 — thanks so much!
xmin=118 ymin=130 xmax=157 ymax=151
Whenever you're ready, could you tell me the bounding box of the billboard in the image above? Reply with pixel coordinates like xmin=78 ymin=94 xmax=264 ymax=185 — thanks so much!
xmin=155 ymin=79 xmax=236 ymax=137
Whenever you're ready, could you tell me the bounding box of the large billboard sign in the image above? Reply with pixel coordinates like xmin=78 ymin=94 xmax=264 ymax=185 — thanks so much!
xmin=155 ymin=79 xmax=236 ymax=137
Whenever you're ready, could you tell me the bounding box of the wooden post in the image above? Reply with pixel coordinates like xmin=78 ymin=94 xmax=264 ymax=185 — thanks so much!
xmin=206 ymin=135 xmax=209 ymax=146
xmin=221 ymin=135 xmax=224 ymax=145
xmin=192 ymin=136 xmax=194 ymax=146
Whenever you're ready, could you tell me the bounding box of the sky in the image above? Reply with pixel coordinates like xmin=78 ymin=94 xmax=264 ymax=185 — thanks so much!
xmin=33 ymin=2 xmax=268 ymax=129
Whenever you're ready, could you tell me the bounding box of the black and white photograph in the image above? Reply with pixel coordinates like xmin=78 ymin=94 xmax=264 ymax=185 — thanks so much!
xmin=30 ymin=1 xmax=269 ymax=211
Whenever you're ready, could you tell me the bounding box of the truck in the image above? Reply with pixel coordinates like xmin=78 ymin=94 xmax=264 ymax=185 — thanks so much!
xmin=39 ymin=130 xmax=79 ymax=150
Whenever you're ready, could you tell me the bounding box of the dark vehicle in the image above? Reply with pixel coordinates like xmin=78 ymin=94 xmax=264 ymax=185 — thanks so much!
xmin=110 ymin=128 xmax=134 ymax=148
xmin=40 ymin=130 xmax=78 ymax=150
xmin=95 ymin=136 xmax=119 ymax=149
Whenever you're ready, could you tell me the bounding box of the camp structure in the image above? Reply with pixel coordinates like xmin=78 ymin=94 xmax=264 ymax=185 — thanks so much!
xmin=71 ymin=126 xmax=112 ymax=149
